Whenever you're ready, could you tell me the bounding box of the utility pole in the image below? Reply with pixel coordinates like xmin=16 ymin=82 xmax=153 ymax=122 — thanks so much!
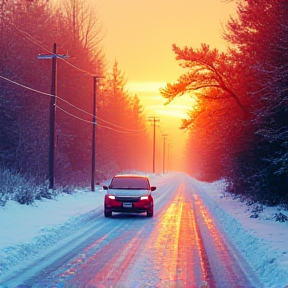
xmin=38 ymin=43 xmax=68 ymax=189
xmin=167 ymin=142 xmax=173 ymax=172
xmin=147 ymin=116 xmax=160 ymax=174
xmin=91 ymin=75 xmax=103 ymax=192
xmin=162 ymin=134 xmax=168 ymax=174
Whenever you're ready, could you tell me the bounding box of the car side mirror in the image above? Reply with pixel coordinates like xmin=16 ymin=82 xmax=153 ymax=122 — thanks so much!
xmin=151 ymin=186 xmax=156 ymax=191
xmin=103 ymin=185 xmax=108 ymax=190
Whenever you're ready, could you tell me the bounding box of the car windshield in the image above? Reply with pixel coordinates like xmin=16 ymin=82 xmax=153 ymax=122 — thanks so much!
xmin=109 ymin=177 xmax=149 ymax=190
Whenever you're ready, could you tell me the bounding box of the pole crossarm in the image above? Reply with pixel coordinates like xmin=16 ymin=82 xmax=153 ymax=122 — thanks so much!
xmin=38 ymin=53 xmax=69 ymax=60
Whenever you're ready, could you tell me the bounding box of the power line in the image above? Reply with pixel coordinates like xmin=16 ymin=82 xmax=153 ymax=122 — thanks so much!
xmin=55 ymin=105 xmax=93 ymax=124
xmin=59 ymin=58 xmax=93 ymax=76
xmin=0 ymin=75 xmax=54 ymax=98
xmin=12 ymin=23 xmax=95 ymax=76
xmin=4 ymin=27 xmax=150 ymax=134
xmin=57 ymin=104 xmax=146 ymax=134
xmin=0 ymin=74 xmax=146 ymax=133
xmin=12 ymin=23 xmax=52 ymax=54
xmin=97 ymin=123 xmax=147 ymax=134
xmin=7 ymin=26 xmax=148 ymax=132
xmin=97 ymin=116 xmax=147 ymax=132
xmin=9 ymin=24 xmax=148 ymax=130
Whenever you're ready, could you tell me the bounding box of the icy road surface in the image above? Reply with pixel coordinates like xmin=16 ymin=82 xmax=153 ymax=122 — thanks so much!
xmin=3 ymin=174 xmax=261 ymax=287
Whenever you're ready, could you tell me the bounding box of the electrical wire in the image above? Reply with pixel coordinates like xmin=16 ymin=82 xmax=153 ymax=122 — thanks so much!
xmin=4 ymin=25 xmax=148 ymax=133
xmin=0 ymin=75 xmax=54 ymax=98
xmin=95 ymin=115 xmax=147 ymax=132
xmin=9 ymin=25 xmax=146 ymax=130
xmin=59 ymin=58 xmax=94 ymax=76
xmin=11 ymin=23 xmax=52 ymax=55
xmin=97 ymin=123 xmax=146 ymax=134
xmin=56 ymin=104 xmax=147 ymax=134
xmin=12 ymin=22 xmax=95 ymax=76
xmin=8 ymin=25 xmax=143 ymax=129
xmin=55 ymin=105 xmax=93 ymax=125
xmin=0 ymin=75 xmax=148 ymax=133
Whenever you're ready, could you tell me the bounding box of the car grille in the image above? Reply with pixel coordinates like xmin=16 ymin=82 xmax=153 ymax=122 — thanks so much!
xmin=115 ymin=196 xmax=141 ymax=202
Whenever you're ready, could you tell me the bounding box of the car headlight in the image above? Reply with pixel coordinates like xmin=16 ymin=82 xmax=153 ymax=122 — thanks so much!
xmin=140 ymin=196 xmax=149 ymax=200
xmin=108 ymin=195 xmax=115 ymax=200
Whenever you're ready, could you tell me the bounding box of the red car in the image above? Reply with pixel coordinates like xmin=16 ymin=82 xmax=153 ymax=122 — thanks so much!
xmin=103 ymin=174 xmax=156 ymax=217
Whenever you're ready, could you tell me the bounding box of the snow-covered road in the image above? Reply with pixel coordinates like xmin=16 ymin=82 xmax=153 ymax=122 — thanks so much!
xmin=1 ymin=173 xmax=263 ymax=287
xmin=0 ymin=173 xmax=286 ymax=288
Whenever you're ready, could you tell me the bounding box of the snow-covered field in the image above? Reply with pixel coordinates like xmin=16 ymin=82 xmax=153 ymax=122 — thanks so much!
xmin=0 ymin=173 xmax=287 ymax=287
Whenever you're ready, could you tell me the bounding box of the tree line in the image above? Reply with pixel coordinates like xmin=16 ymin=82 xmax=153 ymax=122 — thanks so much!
xmin=1 ymin=0 xmax=287 ymax=207
xmin=0 ymin=0 xmax=151 ymax=203
xmin=161 ymin=0 xmax=288 ymax=206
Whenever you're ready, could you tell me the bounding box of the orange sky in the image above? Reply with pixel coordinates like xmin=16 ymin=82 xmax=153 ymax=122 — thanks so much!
xmin=96 ymin=0 xmax=237 ymax=171
xmin=97 ymin=0 xmax=236 ymax=81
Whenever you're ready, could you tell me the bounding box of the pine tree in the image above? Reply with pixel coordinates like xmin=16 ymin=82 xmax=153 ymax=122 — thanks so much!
xmin=224 ymin=0 xmax=288 ymax=204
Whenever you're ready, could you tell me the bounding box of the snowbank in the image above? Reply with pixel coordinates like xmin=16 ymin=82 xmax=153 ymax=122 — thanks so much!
xmin=0 ymin=187 xmax=105 ymax=280
xmin=191 ymin=178 xmax=288 ymax=288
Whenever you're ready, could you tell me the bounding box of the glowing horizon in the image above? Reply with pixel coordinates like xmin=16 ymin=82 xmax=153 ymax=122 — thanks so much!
xmin=126 ymin=81 xmax=167 ymax=93
xmin=126 ymin=81 xmax=196 ymax=121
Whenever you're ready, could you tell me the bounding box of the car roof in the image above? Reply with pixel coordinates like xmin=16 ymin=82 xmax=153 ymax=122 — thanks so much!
xmin=113 ymin=174 xmax=148 ymax=179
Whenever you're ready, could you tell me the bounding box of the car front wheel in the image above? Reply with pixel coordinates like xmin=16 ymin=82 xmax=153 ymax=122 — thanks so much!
xmin=147 ymin=207 xmax=153 ymax=217
xmin=104 ymin=207 xmax=112 ymax=217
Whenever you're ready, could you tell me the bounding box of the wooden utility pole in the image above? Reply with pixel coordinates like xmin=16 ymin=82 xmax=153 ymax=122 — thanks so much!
xmin=167 ymin=143 xmax=173 ymax=173
xmin=162 ymin=134 xmax=168 ymax=174
xmin=91 ymin=76 xmax=97 ymax=192
xmin=49 ymin=43 xmax=56 ymax=190
xmin=147 ymin=116 xmax=160 ymax=174
xmin=91 ymin=75 xmax=104 ymax=192
xmin=38 ymin=43 xmax=68 ymax=189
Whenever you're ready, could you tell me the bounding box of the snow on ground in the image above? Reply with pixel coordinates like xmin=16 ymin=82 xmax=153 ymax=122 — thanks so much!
xmin=0 ymin=173 xmax=287 ymax=287
xmin=191 ymin=178 xmax=288 ymax=288
xmin=0 ymin=186 xmax=106 ymax=284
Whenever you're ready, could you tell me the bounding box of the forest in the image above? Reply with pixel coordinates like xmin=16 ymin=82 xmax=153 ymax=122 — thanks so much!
xmin=0 ymin=0 xmax=151 ymax=204
xmin=161 ymin=0 xmax=288 ymax=206
xmin=0 ymin=0 xmax=287 ymax=207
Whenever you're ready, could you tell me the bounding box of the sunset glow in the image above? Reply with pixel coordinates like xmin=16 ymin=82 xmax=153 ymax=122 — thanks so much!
xmin=0 ymin=2 xmax=286 ymax=286
xmin=96 ymin=0 xmax=237 ymax=171
xmin=127 ymin=81 xmax=194 ymax=119
xmin=97 ymin=0 xmax=236 ymax=83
